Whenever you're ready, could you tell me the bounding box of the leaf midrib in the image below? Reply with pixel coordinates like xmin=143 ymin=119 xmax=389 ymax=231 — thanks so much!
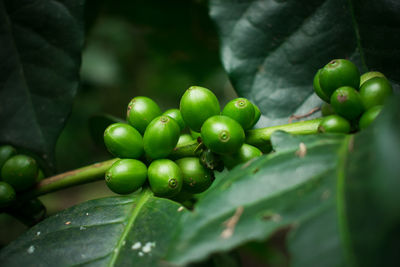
xmin=107 ymin=189 xmax=153 ymax=266
xmin=336 ymin=135 xmax=357 ymax=266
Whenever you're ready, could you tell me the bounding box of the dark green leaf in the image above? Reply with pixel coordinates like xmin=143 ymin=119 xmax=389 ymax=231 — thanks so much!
xmin=209 ymin=0 xmax=400 ymax=127
xmin=0 ymin=0 xmax=84 ymax=167
xmin=0 ymin=189 xmax=187 ymax=266
xmin=344 ymin=97 xmax=400 ymax=267
xmin=166 ymin=99 xmax=400 ymax=266
xmin=167 ymin=131 xmax=347 ymax=265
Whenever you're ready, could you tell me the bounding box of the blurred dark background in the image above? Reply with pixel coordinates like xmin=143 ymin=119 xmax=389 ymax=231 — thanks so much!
xmin=1 ymin=0 xmax=236 ymax=245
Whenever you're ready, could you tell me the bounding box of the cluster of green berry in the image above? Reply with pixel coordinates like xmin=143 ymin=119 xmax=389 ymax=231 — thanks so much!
xmin=314 ymin=59 xmax=393 ymax=133
xmin=103 ymin=86 xmax=262 ymax=200
xmin=0 ymin=145 xmax=44 ymax=208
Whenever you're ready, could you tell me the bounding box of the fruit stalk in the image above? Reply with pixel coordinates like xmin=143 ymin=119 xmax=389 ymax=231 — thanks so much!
xmin=18 ymin=158 xmax=118 ymax=201
xmin=245 ymin=118 xmax=323 ymax=151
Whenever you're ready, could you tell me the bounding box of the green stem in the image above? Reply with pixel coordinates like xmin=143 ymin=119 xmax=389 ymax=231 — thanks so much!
xmin=169 ymin=140 xmax=199 ymax=159
xmin=15 ymin=118 xmax=324 ymax=202
xmin=18 ymin=158 xmax=118 ymax=201
xmin=246 ymin=118 xmax=323 ymax=152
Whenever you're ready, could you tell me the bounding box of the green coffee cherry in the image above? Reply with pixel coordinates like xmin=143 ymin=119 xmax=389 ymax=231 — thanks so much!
xmin=0 ymin=145 xmax=17 ymax=171
xmin=321 ymin=103 xmax=335 ymax=116
xmin=319 ymin=59 xmax=360 ymax=98
xmin=126 ymin=96 xmax=162 ymax=134
xmin=148 ymin=159 xmax=183 ymax=197
xmin=250 ymin=103 xmax=261 ymax=128
xmin=330 ymin=86 xmax=364 ymax=120
xmin=313 ymin=69 xmax=330 ymax=102
xmin=1 ymin=155 xmax=38 ymax=192
xmin=360 ymin=71 xmax=385 ymax=87
xmin=143 ymin=115 xmax=180 ymax=159
xmin=222 ymin=144 xmax=262 ymax=170
xmin=201 ymin=115 xmax=245 ymax=155
xmin=104 ymin=123 xmax=144 ymax=159
xmin=359 ymin=77 xmax=393 ymax=110
xmin=163 ymin=108 xmax=186 ymax=131
xmin=177 ymin=134 xmax=194 ymax=146
xmin=180 ymin=86 xmax=220 ymax=132
xmin=359 ymin=105 xmax=383 ymax=130
xmin=318 ymin=115 xmax=351 ymax=134
xmin=0 ymin=181 xmax=16 ymax=208
xmin=105 ymin=159 xmax=147 ymax=194
xmin=222 ymin=98 xmax=255 ymax=130
xmin=175 ymin=157 xmax=214 ymax=194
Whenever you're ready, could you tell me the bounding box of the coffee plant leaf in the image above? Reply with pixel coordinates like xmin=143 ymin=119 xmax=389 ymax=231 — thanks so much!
xmin=166 ymin=98 xmax=400 ymax=266
xmin=0 ymin=0 xmax=84 ymax=167
xmin=209 ymin=0 xmax=400 ymax=127
xmin=0 ymin=189 xmax=187 ymax=266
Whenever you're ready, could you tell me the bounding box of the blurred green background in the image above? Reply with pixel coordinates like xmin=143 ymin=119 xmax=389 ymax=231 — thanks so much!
xmin=1 ymin=0 xmax=236 ymax=245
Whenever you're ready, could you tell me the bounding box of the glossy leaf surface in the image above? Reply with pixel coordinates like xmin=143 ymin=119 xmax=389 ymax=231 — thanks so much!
xmin=0 ymin=0 xmax=84 ymax=167
xmin=210 ymin=0 xmax=400 ymax=126
xmin=0 ymin=190 xmax=186 ymax=266
xmin=166 ymin=98 xmax=400 ymax=266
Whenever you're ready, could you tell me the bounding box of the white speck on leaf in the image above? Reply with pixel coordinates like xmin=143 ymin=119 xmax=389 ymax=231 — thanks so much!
xmin=86 ymin=213 xmax=89 ymax=216
xmin=142 ymin=242 xmax=155 ymax=253
xmin=177 ymin=206 xmax=184 ymax=212
xmin=122 ymin=240 xmax=126 ymax=246
xmin=80 ymin=226 xmax=86 ymax=230
xmin=131 ymin=242 xmax=141 ymax=250
xmin=138 ymin=252 xmax=144 ymax=257
xmin=36 ymin=232 xmax=41 ymax=236
xmin=27 ymin=245 xmax=35 ymax=254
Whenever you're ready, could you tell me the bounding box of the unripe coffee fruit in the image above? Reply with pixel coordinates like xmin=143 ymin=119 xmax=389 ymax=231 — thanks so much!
xmin=180 ymin=86 xmax=220 ymax=132
xmin=105 ymin=159 xmax=147 ymax=194
xmin=148 ymin=159 xmax=183 ymax=198
xmin=104 ymin=123 xmax=144 ymax=159
xmin=143 ymin=116 xmax=180 ymax=159
xmin=201 ymin=115 xmax=245 ymax=155
xmin=1 ymin=155 xmax=38 ymax=192
xmin=126 ymin=96 xmax=162 ymax=134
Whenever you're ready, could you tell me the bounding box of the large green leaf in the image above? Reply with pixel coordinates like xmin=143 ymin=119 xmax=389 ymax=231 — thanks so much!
xmin=344 ymin=99 xmax=400 ymax=267
xmin=0 ymin=189 xmax=187 ymax=266
xmin=0 ymin=0 xmax=84 ymax=167
xmin=2 ymin=106 xmax=398 ymax=267
xmin=209 ymin=0 xmax=400 ymax=127
xmin=166 ymin=98 xmax=400 ymax=266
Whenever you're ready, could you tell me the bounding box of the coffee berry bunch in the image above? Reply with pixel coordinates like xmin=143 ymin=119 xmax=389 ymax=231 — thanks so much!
xmin=103 ymin=86 xmax=262 ymax=200
xmin=0 ymin=145 xmax=46 ymax=219
xmin=314 ymin=59 xmax=393 ymax=133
